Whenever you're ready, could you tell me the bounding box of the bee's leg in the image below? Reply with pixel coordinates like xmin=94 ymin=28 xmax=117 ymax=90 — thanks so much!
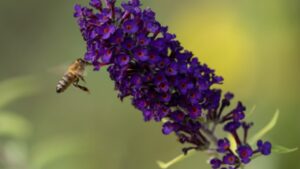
xmin=82 ymin=60 xmax=93 ymax=65
xmin=85 ymin=61 xmax=93 ymax=66
xmin=73 ymin=79 xmax=90 ymax=93
xmin=78 ymin=75 xmax=86 ymax=83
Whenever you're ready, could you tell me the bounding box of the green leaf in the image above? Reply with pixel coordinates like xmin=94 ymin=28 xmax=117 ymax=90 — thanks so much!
xmin=157 ymin=150 xmax=196 ymax=169
xmin=0 ymin=76 xmax=41 ymax=108
xmin=246 ymin=105 xmax=257 ymax=118
xmin=0 ymin=111 xmax=33 ymax=139
xmin=272 ymin=144 xmax=298 ymax=154
xmin=227 ymin=134 xmax=237 ymax=155
xmin=250 ymin=153 xmax=262 ymax=160
xmin=249 ymin=110 xmax=279 ymax=145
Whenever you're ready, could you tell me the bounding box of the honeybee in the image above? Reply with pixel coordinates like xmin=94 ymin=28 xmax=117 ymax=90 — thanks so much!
xmin=56 ymin=58 xmax=91 ymax=93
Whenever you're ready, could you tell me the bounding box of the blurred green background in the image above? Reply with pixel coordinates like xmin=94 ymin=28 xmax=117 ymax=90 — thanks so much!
xmin=0 ymin=0 xmax=299 ymax=169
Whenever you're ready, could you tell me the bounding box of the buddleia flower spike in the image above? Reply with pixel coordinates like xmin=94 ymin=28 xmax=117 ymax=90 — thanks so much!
xmin=73 ymin=0 xmax=297 ymax=168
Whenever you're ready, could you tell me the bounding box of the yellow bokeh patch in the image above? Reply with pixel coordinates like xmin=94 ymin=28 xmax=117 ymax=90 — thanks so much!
xmin=168 ymin=4 xmax=257 ymax=93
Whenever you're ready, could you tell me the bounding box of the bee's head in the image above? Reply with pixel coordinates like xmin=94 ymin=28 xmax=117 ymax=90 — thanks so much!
xmin=76 ymin=58 xmax=85 ymax=63
xmin=75 ymin=58 xmax=92 ymax=66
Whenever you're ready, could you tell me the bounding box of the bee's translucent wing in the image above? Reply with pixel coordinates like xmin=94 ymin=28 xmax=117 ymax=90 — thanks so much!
xmin=47 ymin=63 xmax=69 ymax=75
xmin=47 ymin=61 xmax=88 ymax=76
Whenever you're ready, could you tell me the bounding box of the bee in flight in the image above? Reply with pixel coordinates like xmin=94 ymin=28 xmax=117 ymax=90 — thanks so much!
xmin=56 ymin=58 xmax=92 ymax=93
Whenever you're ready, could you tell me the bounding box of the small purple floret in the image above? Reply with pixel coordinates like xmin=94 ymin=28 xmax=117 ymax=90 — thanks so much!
xmin=210 ymin=158 xmax=222 ymax=169
xmin=123 ymin=19 xmax=139 ymax=33
xmin=217 ymin=138 xmax=230 ymax=153
xmin=237 ymin=145 xmax=253 ymax=164
xmin=257 ymin=140 xmax=272 ymax=155
xmin=224 ymin=121 xmax=241 ymax=133
xmin=223 ymin=154 xmax=237 ymax=165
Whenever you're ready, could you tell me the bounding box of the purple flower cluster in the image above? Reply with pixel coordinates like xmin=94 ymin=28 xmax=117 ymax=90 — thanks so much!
xmin=73 ymin=0 xmax=272 ymax=168
xmin=207 ymin=97 xmax=271 ymax=168
xmin=211 ymin=138 xmax=271 ymax=169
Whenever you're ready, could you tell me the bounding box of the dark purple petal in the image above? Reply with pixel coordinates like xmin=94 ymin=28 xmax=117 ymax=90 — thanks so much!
xmin=121 ymin=1 xmax=141 ymax=14
xmin=170 ymin=110 xmax=185 ymax=122
xmin=89 ymin=0 xmax=102 ymax=9
xmin=111 ymin=29 xmax=124 ymax=44
xmin=137 ymin=33 xmax=150 ymax=46
xmin=217 ymin=138 xmax=230 ymax=153
xmin=162 ymin=122 xmax=178 ymax=135
xmin=158 ymin=58 xmax=170 ymax=69
xmin=189 ymin=105 xmax=202 ymax=119
xmin=257 ymin=140 xmax=272 ymax=155
xmin=122 ymin=37 xmax=136 ymax=50
xmin=160 ymin=92 xmax=171 ymax=102
xmin=134 ymin=48 xmax=149 ymax=61
xmin=143 ymin=110 xmax=153 ymax=121
xmin=148 ymin=51 xmax=160 ymax=63
xmin=143 ymin=8 xmax=155 ymax=20
xmin=146 ymin=21 xmax=161 ymax=33
xmin=223 ymin=154 xmax=237 ymax=165
xmin=84 ymin=50 xmax=96 ymax=62
xmin=224 ymin=92 xmax=234 ymax=101
xmin=187 ymin=90 xmax=202 ymax=104
xmin=99 ymin=23 xmax=116 ymax=39
xmin=117 ymin=54 xmax=130 ymax=66
xmin=232 ymin=102 xmax=246 ymax=121
xmin=224 ymin=121 xmax=241 ymax=133
xmin=100 ymin=48 xmax=113 ymax=63
xmin=74 ymin=4 xmax=83 ymax=17
xmin=105 ymin=0 xmax=116 ymax=7
xmin=129 ymin=0 xmax=141 ymax=7
xmin=123 ymin=19 xmax=139 ymax=33
xmin=237 ymin=145 xmax=253 ymax=164
xmin=210 ymin=158 xmax=222 ymax=169
xmin=156 ymin=81 xmax=169 ymax=92
xmin=151 ymin=38 xmax=166 ymax=51
xmin=96 ymin=8 xmax=111 ymax=23
xmin=165 ymin=62 xmax=178 ymax=76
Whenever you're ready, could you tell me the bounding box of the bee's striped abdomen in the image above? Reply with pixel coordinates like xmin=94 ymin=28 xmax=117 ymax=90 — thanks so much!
xmin=56 ymin=73 xmax=76 ymax=93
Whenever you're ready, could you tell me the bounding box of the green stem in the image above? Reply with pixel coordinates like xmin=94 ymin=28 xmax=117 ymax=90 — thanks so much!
xmin=201 ymin=124 xmax=218 ymax=145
